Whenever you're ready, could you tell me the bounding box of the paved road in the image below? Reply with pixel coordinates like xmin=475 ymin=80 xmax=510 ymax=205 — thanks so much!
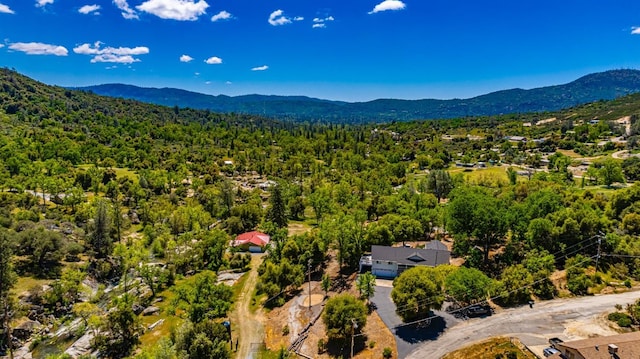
xmin=371 ymin=286 xmax=462 ymax=359
xmin=405 ymin=290 xmax=640 ymax=359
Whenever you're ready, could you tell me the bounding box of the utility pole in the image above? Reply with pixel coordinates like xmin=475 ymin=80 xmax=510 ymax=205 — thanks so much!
xmin=350 ymin=318 xmax=358 ymax=359
xmin=595 ymin=232 xmax=603 ymax=274
xmin=308 ymin=259 xmax=312 ymax=311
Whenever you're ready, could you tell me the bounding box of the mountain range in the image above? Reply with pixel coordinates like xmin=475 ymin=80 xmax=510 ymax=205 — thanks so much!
xmin=73 ymin=69 xmax=640 ymax=123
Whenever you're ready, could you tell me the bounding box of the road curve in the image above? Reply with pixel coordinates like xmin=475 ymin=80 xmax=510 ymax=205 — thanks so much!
xmin=406 ymin=290 xmax=640 ymax=359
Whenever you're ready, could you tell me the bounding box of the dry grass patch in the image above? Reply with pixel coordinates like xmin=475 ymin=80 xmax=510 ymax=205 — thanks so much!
xmin=442 ymin=337 xmax=537 ymax=359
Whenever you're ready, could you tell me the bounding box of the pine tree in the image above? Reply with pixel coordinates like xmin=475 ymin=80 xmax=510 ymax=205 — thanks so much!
xmin=425 ymin=170 xmax=453 ymax=203
xmin=356 ymin=272 xmax=376 ymax=304
xmin=266 ymin=184 xmax=288 ymax=228
xmin=89 ymin=200 xmax=113 ymax=258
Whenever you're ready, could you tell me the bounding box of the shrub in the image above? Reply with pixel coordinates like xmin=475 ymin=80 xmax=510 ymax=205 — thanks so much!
xmin=282 ymin=325 xmax=289 ymax=336
xmin=317 ymin=338 xmax=326 ymax=354
xmin=608 ymin=312 xmax=632 ymax=327
xmin=610 ymin=263 xmax=629 ymax=280
xmin=567 ymin=273 xmax=592 ymax=295
xmin=383 ymin=347 xmax=393 ymax=359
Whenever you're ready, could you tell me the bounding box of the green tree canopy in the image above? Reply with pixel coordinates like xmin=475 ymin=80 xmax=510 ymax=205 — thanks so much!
xmin=0 ymin=230 xmax=16 ymax=352
xmin=265 ymin=184 xmax=288 ymax=228
xmin=94 ymin=294 xmax=143 ymax=359
xmin=356 ymin=272 xmax=376 ymax=303
xmin=173 ymin=271 xmax=233 ymax=323
xmin=598 ymin=158 xmax=625 ymax=187
xmin=446 ymin=186 xmax=507 ymax=265
xmin=322 ymin=294 xmax=367 ymax=340
xmin=391 ymin=266 xmax=445 ymax=322
xmin=425 ymin=169 xmax=453 ymax=202
xmin=444 ymin=267 xmax=492 ymax=305
xmin=88 ymin=199 xmax=113 ymax=258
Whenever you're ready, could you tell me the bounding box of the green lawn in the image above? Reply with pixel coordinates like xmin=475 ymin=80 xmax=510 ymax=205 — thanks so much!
xmin=13 ymin=276 xmax=51 ymax=295
xmin=449 ymin=166 xmax=510 ymax=186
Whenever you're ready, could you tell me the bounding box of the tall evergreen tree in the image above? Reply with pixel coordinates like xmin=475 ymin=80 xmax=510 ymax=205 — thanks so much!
xmin=106 ymin=181 xmax=123 ymax=243
xmin=89 ymin=200 xmax=113 ymax=258
xmin=266 ymin=184 xmax=288 ymax=228
xmin=425 ymin=169 xmax=453 ymax=203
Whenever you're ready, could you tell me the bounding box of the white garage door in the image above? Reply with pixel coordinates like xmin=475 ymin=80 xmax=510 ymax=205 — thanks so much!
xmin=373 ymin=267 xmax=397 ymax=278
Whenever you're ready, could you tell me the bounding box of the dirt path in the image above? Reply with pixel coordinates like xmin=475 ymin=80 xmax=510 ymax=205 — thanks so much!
xmin=406 ymin=290 xmax=640 ymax=359
xmin=612 ymin=150 xmax=629 ymax=159
xmin=232 ymin=254 xmax=265 ymax=359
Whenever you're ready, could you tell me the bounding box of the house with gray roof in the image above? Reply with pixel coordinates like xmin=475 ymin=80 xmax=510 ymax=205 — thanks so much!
xmin=367 ymin=242 xmax=450 ymax=278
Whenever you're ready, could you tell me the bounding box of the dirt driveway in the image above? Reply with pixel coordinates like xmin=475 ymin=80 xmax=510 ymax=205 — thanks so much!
xmin=231 ymin=254 xmax=265 ymax=359
xmin=405 ymin=290 xmax=640 ymax=359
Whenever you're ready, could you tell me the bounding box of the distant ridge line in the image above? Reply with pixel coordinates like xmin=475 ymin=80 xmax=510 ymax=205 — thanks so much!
xmin=75 ymin=69 xmax=640 ymax=123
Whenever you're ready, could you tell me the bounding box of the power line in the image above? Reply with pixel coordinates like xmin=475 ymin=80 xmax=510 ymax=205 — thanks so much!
xmin=390 ymin=254 xmax=598 ymax=330
xmin=602 ymin=253 xmax=640 ymax=259
xmin=382 ymin=236 xmax=599 ymax=316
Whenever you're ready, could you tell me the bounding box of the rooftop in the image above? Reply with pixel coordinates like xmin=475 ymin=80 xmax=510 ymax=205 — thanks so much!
xmin=371 ymin=244 xmax=450 ymax=267
xmin=555 ymin=331 xmax=640 ymax=359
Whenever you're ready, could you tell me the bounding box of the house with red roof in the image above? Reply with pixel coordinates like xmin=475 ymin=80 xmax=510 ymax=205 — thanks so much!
xmin=231 ymin=231 xmax=271 ymax=252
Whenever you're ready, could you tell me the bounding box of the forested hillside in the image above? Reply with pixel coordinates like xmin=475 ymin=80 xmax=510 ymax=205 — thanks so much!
xmin=79 ymin=69 xmax=640 ymax=123
xmin=2 ymin=68 xmax=640 ymax=359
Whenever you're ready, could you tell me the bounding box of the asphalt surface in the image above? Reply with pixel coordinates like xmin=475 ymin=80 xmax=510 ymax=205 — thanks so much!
xmin=404 ymin=290 xmax=640 ymax=359
xmin=371 ymin=286 xmax=462 ymax=359
xmin=371 ymin=284 xmax=640 ymax=359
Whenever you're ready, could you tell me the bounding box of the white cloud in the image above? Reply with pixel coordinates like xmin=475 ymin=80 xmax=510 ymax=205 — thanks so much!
xmin=225 ymin=81 xmax=232 ymax=85
xmin=79 ymin=4 xmax=101 ymax=14
xmin=368 ymin=0 xmax=406 ymax=14
xmin=313 ymin=15 xmax=334 ymax=28
xmin=632 ymin=27 xmax=640 ymax=35
xmin=113 ymin=0 xmax=139 ymax=19
xmin=194 ymin=72 xmax=200 ymax=76
xmin=36 ymin=0 xmax=54 ymax=7
xmin=293 ymin=16 xmax=303 ymax=21
xmin=180 ymin=54 xmax=194 ymax=62
xmin=205 ymin=81 xmax=212 ymax=85
xmin=211 ymin=10 xmax=231 ymax=22
xmin=251 ymin=65 xmax=269 ymax=71
xmin=136 ymin=0 xmax=209 ymax=21
xmin=0 ymin=44 xmax=4 ymax=48
xmin=9 ymin=42 xmax=68 ymax=56
xmin=204 ymin=56 xmax=222 ymax=64
xmin=0 ymin=3 xmax=15 ymax=14
xmin=74 ymin=42 xmax=149 ymax=63
xmin=91 ymin=54 xmax=138 ymax=63
xmin=268 ymin=9 xmax=291 ymax=26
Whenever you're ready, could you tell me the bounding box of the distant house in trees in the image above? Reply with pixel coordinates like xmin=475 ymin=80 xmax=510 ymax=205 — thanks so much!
xmin=505 ymin=135 xmax=527 ymax=143
xmin=361 ymin=241 xmax=450 ymax=278
xmin=231 ymin=231 xmax=271 ymax=252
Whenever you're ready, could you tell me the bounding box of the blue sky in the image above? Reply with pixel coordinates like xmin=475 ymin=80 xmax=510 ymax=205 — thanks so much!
xmin=1 ymin=0 xmax=640 ymax=101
